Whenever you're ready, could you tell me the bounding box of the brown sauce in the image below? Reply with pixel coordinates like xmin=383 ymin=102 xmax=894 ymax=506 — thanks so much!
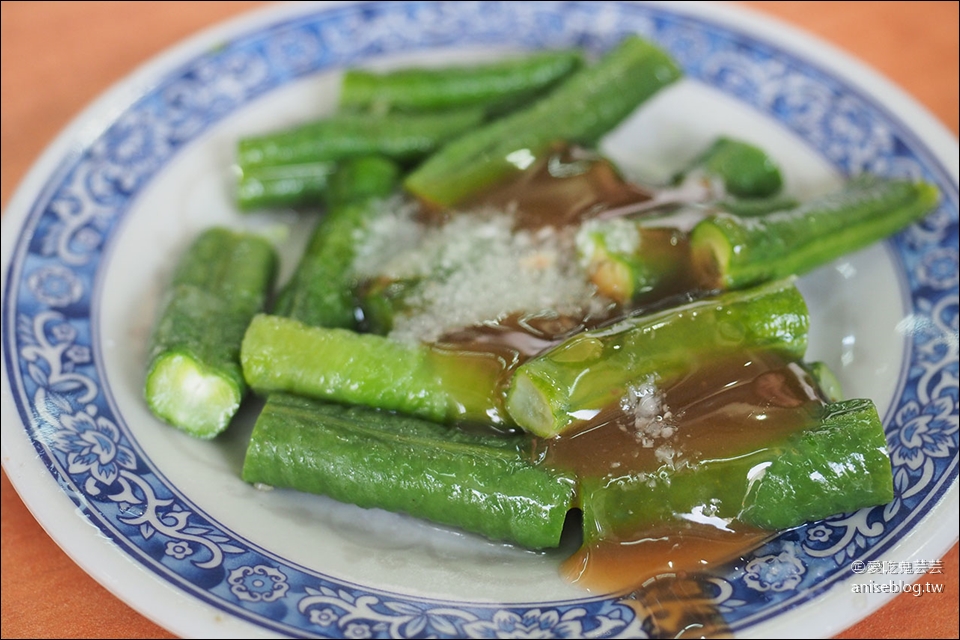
xmin=436 ymin=312 xmax=580 ymax=359
xmin=542 ymin=350 xmax=823 ymax=603
xmin=562 ymin=520 xmax=773 ymax=596
xmin=465 ymin=145 xmax=654 ymax=229
xmin=538 ymin=351 xmax=825 ymax=479
xmin=611 ymin=543 xmax=763 ymax=638
xmin=399 ymin=150 xmax=821 ymax=630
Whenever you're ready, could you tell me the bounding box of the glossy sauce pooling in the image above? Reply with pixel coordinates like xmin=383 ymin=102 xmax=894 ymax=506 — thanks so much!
xmin=465 ymin=145 xmax=654 ymax=229
xmin=547 ymin=350 xmax=825 ymax=595
xmin=568 ymin=522 xmax=771 ymax=638
xmin=430 ymin=313 xmax=597 ymax=427
xmin=540 ymin=351 xmax=825 ymax=479
xmin=413 ymin=150 xmax=823 ymax=619
xmin=421 ymin=151 xmax=716 ymax=424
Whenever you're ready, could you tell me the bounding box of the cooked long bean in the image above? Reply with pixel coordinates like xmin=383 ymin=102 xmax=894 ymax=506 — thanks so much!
xmin=404 ymin=35 xmax=682 ymax=208
xmin=243 ymin=393 xmax=576 ymax=549
xmin=340 ymin=49 xmax=583 ymax=114
xmin=145 ymin=227 xmax=277 ymax=438
xmin=505 ymin=279 xmax=809 ymax=437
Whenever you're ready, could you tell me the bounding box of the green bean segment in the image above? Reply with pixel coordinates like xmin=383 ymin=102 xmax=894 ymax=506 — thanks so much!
xmin=691 ymin=176 xmax=940 ymax=290
xmin=340 ymin=49 xmax=584 ymax=114
xmin=145 ymin=227 xmax=277 ymax=438
xmin=505 ymin=279 xmax=809 ymax=437
xmin=273 ymin=157 xmax=401 ymax=327
xmin=241 ymin=314 xmax=509 ymax=424
xmin=404 ymin=35 xmax=682 ymax=207
xmin=235 ymin=109 xmax=484 ymax=210
xmin=238 ymin=108 xmax=485 ymax=169
xmin=679 ymin=137 xmax=784 ymax=199
xmin=242 ymin=393 xmax=576 ymax=549
xmin=237 ymin=161 xmax=335 ymax=211
xmin=581 ymin=398 xmax=894 ymax=539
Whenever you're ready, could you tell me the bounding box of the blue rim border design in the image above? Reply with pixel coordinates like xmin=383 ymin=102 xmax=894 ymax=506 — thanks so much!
xmin=3 ymin=2 xmax=957 ymax=638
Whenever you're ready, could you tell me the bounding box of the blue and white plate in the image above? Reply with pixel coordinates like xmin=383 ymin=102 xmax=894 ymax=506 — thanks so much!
xmin=2 ymin=2 xmax=957 ymax=638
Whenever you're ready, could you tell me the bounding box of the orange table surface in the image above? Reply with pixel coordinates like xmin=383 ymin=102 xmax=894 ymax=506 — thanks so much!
xmin=2 ymin=2 xmax=957 ymax=638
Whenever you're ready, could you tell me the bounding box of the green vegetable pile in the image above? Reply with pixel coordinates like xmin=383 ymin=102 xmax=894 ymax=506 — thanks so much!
xmin=143 ymin=36 xmax=938 ymax=565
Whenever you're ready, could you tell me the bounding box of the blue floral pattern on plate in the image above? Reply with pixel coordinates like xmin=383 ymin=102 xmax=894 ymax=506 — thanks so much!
xmin=3 ymin=2 xmax=957 ymax=638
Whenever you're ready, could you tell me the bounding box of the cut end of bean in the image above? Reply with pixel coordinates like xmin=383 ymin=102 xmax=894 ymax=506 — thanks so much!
xmin=145 ymin=353 xmax=241 ymax=438
xmin=689 ymin=217 xmax=734 ymax=290
xmin=506 ymin=371 xmax=562 ymax=438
